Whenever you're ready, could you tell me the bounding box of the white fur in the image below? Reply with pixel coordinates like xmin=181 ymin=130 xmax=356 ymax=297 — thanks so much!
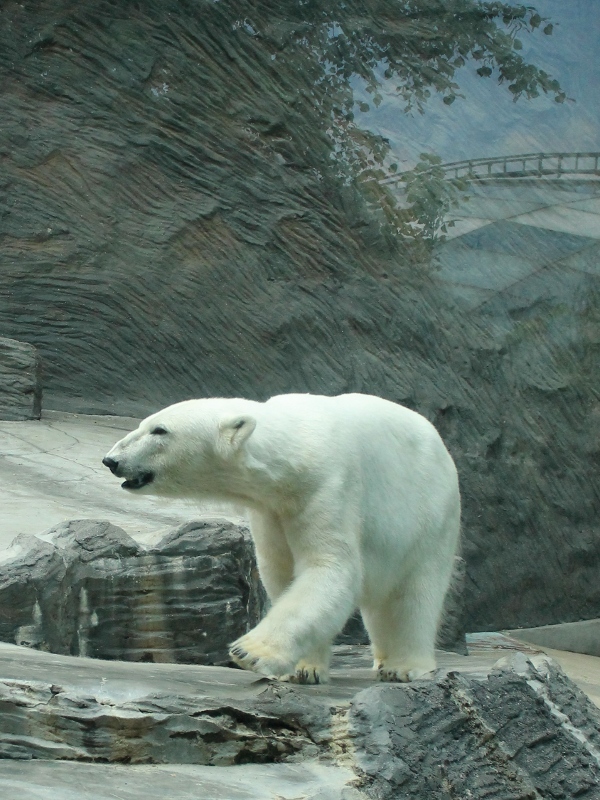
xmin=104 ymin=393 xmax=460 ymax=684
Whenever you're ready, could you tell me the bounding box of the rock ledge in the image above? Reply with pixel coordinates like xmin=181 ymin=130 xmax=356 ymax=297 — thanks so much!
xmin=1 ymin=642 xmax=600 ymax=799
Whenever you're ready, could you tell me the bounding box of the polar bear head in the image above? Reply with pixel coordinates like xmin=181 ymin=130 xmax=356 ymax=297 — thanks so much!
xmin=102 ymin=399 xmax=257 ymax=497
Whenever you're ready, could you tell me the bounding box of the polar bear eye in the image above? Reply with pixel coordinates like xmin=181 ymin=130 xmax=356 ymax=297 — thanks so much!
xmin=151 ymin=425 xmax=168 ymax=436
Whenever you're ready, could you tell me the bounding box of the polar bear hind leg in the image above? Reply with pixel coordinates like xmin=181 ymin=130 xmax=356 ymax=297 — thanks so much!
xmin=362 ymin=534 xmax=458 ymax=682
xmin=362 ymin=573 xmax=439 ymax=682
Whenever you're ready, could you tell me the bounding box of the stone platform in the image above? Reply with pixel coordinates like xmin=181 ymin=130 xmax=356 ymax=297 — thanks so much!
xmin=2 ymin=641 xmax=600 ymax=798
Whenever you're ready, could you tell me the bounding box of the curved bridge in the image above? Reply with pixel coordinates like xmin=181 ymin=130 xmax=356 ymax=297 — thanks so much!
xmin=380 ymin=152 xmax=600 ymax=185
xmin=419 ymin=155 xmax=600 ymax=312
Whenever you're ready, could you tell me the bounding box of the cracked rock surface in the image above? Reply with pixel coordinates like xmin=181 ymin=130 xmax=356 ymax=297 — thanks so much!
xmin=351 ymin=653 xmax=600 ymax=799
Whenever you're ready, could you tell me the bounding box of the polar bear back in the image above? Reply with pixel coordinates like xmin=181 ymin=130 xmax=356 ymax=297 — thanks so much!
xmin=263 ymin=392 xmax=454 ymax=485
xmin=262 ymin=393 xmax=458 ymax=526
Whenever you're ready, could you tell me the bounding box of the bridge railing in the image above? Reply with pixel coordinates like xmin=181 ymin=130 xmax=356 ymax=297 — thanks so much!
xmin=380 ymin=152 xmax=600 ymax=186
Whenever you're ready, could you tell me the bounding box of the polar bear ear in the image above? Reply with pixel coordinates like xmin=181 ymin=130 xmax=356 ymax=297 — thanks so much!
xmin=217 ymin=415 xmax=257 ymax=457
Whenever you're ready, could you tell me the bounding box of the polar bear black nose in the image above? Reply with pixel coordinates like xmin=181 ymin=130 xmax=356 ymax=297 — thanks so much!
xmin=102 ymin=457 xmax=119 ymax=474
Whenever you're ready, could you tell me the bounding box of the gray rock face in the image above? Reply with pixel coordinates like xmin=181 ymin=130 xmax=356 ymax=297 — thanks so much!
xmin=0 ymin=519 xmax=266 ymax=665
xmin=351 ymin=653 xmax=600 ymax=799
xmin=0 ymin=337 xmax=42 ymax=420
xmin=0 ymin=642 xmax=599 ymax=800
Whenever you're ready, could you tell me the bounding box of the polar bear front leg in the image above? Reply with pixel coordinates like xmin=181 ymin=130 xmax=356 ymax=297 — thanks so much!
xmin=248 ymin=509 xmax=294 ymax=603
xmin=230 ymin=507 xmax=359 ymax=681
xmin=285 ymin=641 xmax=332 ymax=685
xmin=229 ymin=562 xmax=353 ymax=680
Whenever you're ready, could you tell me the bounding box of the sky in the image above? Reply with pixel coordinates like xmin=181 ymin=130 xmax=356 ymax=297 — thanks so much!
xmin=352 ymin=0 xmax=600 ymax=171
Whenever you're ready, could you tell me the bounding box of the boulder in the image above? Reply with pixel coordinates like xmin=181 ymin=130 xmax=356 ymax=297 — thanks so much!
xmin=351 ymin=652 xmax=600 ymax=799
xmin=0 ymin=337 xmax=42 ymax=420
xmin=0 ymin=519 xmax=266 ymax=665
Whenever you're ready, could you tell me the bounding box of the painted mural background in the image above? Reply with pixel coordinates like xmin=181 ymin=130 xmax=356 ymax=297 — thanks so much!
xmin=0 ymin=1 xmax=598 ymax=632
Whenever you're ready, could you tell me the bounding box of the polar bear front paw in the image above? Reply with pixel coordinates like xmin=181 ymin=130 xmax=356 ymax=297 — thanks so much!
xmin=281 ymin=662 xmax=329 ymax=685
xmin=376 ymin=660 xmax=435 ymax=683
xmin=229 ymin=634 xmax=292 ymax=678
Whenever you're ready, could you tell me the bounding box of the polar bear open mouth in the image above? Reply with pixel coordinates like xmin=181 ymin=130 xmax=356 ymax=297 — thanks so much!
xmin=122 ymin=472 xmax=154 ymax=490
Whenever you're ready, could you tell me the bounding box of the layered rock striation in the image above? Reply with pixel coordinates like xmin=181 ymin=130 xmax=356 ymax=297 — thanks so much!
xmin=0 ymin=337 xmax=42 ymax=420
xmin=1 ymin=642 xmax=600 ymax=799
xmin=0 ymin=519 xmax=266 ymax=665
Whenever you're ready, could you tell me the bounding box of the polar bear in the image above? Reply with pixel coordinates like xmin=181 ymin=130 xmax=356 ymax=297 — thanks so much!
xmin=103 ymin=393 xmax=460 ymax=685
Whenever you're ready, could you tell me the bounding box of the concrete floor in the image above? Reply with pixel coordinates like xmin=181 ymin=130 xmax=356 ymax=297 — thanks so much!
xmin=467 ymin=633 xmax=600 ymax=709
xmin=0 ymin=410 xmax=246 ymax=555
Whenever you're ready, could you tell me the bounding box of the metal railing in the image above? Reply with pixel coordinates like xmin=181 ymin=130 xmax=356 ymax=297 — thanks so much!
xmin=380 ymin=152 xmax=600 ymax=185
